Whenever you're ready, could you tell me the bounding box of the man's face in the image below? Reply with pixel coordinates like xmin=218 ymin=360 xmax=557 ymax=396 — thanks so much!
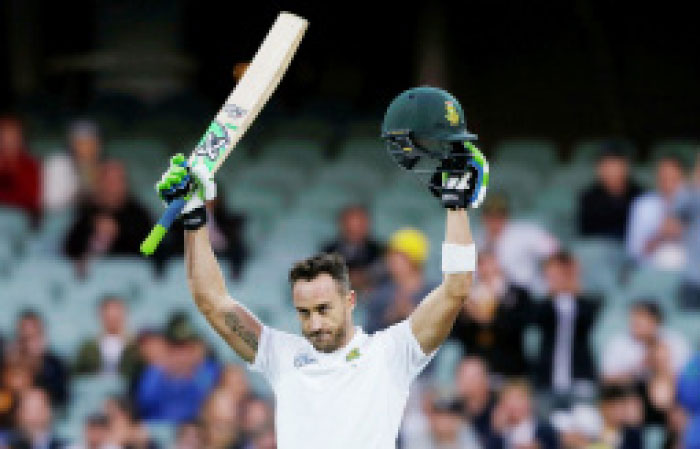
xmin=483 ymin=213 xmax=507 ymax=239
xmin=0 ymin=120 xmax=23 ymax=159
xmin=17 ymin=389 xmax=52 ymax=433
xmin=70 ymin=135 xmax=100 ymax=163
xmin=456 ymin=359 xmax=489 ymax=399
xmin=597 ymin=157 xmax=629 ymax=194
xmin=98 ymin=162 xmax=128 ymax=209
xmin=100 ymin=300 xmax=126 ymax=335
xmin=85 ymin=422 xmax=110 ymax=449
xmin=429 ymin=410 xmax=461 ymax=442
xmin=544 ymin=260 xmax=579 ymax=295
xmin=292 ymin=274 xmax=354 ymax=353
xmin=341 ymin=208 xmax=370 ymax=244
xmin=17 ymin=318 xmax=46 ymax=357
xmin=656 ymin=160 xmax=684 ymax=197
xmin=477 ymin=252 xmax=502 ymax=284
xmin=630 ymin=309 xmax=659 ymax=342
xmin=501 ymin=388 xmax=531 ymax=425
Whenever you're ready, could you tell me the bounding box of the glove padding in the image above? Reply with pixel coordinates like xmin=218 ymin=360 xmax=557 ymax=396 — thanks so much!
xmin=156 ymin=153 xmax=217 ymax=230
xmin=429 ymin=142 xmax=488 ymax=210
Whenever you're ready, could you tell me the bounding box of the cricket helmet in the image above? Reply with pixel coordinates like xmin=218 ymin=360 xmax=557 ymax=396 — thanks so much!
xmin=381 ymin=87 xmax=486 ymax=206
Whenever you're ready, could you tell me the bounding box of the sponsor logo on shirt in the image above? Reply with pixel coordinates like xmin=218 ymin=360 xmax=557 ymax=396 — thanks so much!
xmin=345 ymin=348 xmax=361 ymax=362
xmin=294 ymin=353 xmax=318 ymax=368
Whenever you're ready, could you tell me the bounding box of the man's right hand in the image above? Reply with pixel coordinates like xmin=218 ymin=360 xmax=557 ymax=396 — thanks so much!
xmin=156 ymin=153 xmax=217 ymax=230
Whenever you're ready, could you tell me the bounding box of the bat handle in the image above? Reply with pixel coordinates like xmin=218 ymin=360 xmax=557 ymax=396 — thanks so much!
xmin=140 ymin=198 xmax=186 ymax=256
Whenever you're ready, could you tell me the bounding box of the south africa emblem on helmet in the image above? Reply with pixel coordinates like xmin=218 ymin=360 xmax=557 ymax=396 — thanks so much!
xmin=445 ymin=101 xmax=460 ymax=126
xmin=196 ymin=121 xmax=230 ymax=162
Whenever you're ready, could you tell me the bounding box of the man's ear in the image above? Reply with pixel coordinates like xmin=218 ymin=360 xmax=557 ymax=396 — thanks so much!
xmin=347 ymin=290 xmax=356 ymax=309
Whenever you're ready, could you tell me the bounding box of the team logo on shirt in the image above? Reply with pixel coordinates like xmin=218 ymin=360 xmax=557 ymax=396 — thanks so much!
xmin=294 ymin=353 xmax=318 ymax=368
xmin=345 ymin=348 xmax=361 ymax=362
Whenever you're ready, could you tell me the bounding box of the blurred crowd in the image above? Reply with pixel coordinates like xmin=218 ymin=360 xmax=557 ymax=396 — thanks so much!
xmin=1 ymin=112 xmax=700 ymax=448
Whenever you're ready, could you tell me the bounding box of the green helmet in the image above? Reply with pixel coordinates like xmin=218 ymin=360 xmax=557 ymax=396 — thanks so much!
xmin=381 ymin=86 xmax=477 ymax=142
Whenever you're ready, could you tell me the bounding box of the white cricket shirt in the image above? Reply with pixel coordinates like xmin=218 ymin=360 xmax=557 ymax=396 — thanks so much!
xmin=249 ymin=319 xmax=435 ymax=449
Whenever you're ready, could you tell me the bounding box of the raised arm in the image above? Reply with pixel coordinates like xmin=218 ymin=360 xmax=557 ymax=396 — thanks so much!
xmin=409 ymin=209 xmax=473 ymax=354
xmin=185 ymin=226 xmax=262 ymax=363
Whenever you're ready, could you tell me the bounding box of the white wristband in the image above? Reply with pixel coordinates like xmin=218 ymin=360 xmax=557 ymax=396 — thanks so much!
xmin=442 ymin=243 xmax=477 ymax=273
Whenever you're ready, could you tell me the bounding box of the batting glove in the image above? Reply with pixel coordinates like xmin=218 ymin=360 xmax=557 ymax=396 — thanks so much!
xmin=430 ymin=142 xmax=489 ymax=210
xmin=156 ymin=153 xmax=217 ymax=230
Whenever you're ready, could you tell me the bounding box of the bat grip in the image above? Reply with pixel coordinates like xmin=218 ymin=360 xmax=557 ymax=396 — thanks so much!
xmin=140 ymin=198 xmax=186 ymax=256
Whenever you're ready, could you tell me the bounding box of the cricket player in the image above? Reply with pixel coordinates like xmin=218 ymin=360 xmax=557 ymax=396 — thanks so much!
xmin=156 ymin=87 xmax=488 ymax=448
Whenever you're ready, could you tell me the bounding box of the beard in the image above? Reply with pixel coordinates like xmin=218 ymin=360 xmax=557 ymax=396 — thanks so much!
xmin=304 ymin=323 xmax=348 ymax=353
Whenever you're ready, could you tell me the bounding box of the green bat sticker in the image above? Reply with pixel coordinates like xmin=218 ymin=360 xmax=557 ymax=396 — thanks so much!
xmin=195 ymin=121 xmax=237 ymax=171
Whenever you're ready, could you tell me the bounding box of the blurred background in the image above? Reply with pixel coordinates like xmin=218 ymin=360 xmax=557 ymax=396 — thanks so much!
xmin=1 ymin=1 xmax=699 ymax=448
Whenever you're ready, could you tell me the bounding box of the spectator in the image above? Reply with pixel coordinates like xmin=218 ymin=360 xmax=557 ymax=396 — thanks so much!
xmin=8 ymin=388 xmax=66 ymax=449
xmin=167 ymin=190 xmax=248 ymax=280
xmin=450 ymin=252 xmax=531 ymax=378
xmin=64 ymin=160 xmax=153 ymax=266
xmin=486 ymin=380 xmax=559 ymax=449
xmin=626 ymin=156 xmax=687 ymax=270
xmin=217 ymin=364 xmax=250 ymax=407
xmin=42 ymin=120 xmax=102 ymax=211
xmin=532 ymin=252 xmax=599 ymax=399
xmin=135 ymin=314 xmax=220 ymax=423
xmin=240 ymin=397 xmax=274 ymax=447
xmin=551 ymin=403 xmax=604 ymax=449
xmin=365 ymin=228 xmax=436 ymax=333
xmin=0 ymin=363 xmax=33 ymax=433
xmin=404 ymin=394 xmax=482 ymax=449
xmin=455 ymin=357 xmax=496 ymax=445
xmin=74 ymin=296 xmax=139 ymax=377
xmin=578 ymin=144 xmax=642 ymax=240
xmin=672 ymin=154 xmax=700 ymax=309
xmin=200 ymin=388 xmax=244 ymax=449
xmin=174 ymin=421 xmax=203 ymax=449
xmin=479 ymin=194 xmax=558 ymax=295
xmin=596 ymin=385 xmax=643 ymax=449
xmin=0 ymin=115 xmax=41 ymax=226
xmin=675 ymin=352 xmax=700 ymax=448
xmin=126 ymin=330 xmax=167 ymax=398
xmin=602 ymin=301 xmax=691 ymax=383
xmin=67 ymin=412 xmax=119 ymax=449
xmin=322 ymin=205 xmax=384 ymax=293
xmin=5 ymin=311 xmax=69 ymax=409
xmin=102 ymin=396 xmax=158 ymax=449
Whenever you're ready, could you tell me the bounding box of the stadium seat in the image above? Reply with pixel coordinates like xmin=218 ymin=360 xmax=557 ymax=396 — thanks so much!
xmin=314 ymin=161 xmax=389 ymax=196
xmin=571 ymin=239 xmax=625 ymax=296
xmin=488 ymin=164 xmax=544 ymax=212
xmin=231 ymin=162 xmax=309 ymax=200
xmin=492 ymin=139 xmax=558 ymax=172
xmin=547 ymin=164 xmax=595 ymax=193
xmin=623 ymin=267 xmax=682 ymax=304
xmin=431 ymin=340 xmax=464 ymax=389
xmin=533 ymin=188 xmax=577 ymax=242
xmin=569 ymin=139 xmax=636 ymax=166
xmin=650 ymin=139 xmax=699 ymax=168
xmin=31 ymin=137 xmax=64 ymax=157
xmin=0 ymin=207 xmax=29 ymax=242
xmin=336 ymin=137 xmax=395 ymax=168
xmin=291 ymin=185 xmax=362 ymax=221
xmin=257 ymin=137 xmax=327 ymax=170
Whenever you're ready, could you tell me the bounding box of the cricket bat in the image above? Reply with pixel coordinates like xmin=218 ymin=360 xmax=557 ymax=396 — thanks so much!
xmin=140 ymin=12 xmax=308 ymax=256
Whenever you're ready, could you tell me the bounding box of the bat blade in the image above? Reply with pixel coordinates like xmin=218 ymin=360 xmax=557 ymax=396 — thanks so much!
xmin=140 ymin=12 xmax=308 ymax=256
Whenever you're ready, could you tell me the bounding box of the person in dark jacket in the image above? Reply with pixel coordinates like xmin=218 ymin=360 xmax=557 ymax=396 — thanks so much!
xmin=450 ymin=251 xmax=531 ymax=378
xmin=579 ymin=144 xmax=642 ymax=241
xmin=532 ymin=252 xmax=600 ymax=399
xmin=7 ymin=311 xmax=69 ymax=410
xmin=64 ymin=160 xmax=153 ymax=264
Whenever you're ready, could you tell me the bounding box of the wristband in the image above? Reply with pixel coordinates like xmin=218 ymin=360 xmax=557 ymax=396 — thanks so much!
xmin=442 ymin=242 xmax=477 ymax=273
xmin=182 ymin=206 xmax=207 ymax=231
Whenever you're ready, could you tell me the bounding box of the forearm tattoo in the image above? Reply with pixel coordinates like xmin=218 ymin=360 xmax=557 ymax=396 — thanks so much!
xmin=223 ymin=311 xmax=258 ymax=351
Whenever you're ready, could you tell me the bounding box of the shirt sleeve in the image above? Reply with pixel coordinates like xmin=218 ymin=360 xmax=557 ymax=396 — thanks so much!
xmin=247 ymin=325 xmax=292 ymax=386
xmin=379 ymin=319 xmax=437 ymax=387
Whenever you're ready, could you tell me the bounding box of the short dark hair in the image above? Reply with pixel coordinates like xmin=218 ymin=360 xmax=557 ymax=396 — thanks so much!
xmin=18 ymin=308 xmax=42 ymax=324
xmin=630 ymin=300 xmax=664 ymax=323
xmin=289 ymin=253 xmax=350 ymax=293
